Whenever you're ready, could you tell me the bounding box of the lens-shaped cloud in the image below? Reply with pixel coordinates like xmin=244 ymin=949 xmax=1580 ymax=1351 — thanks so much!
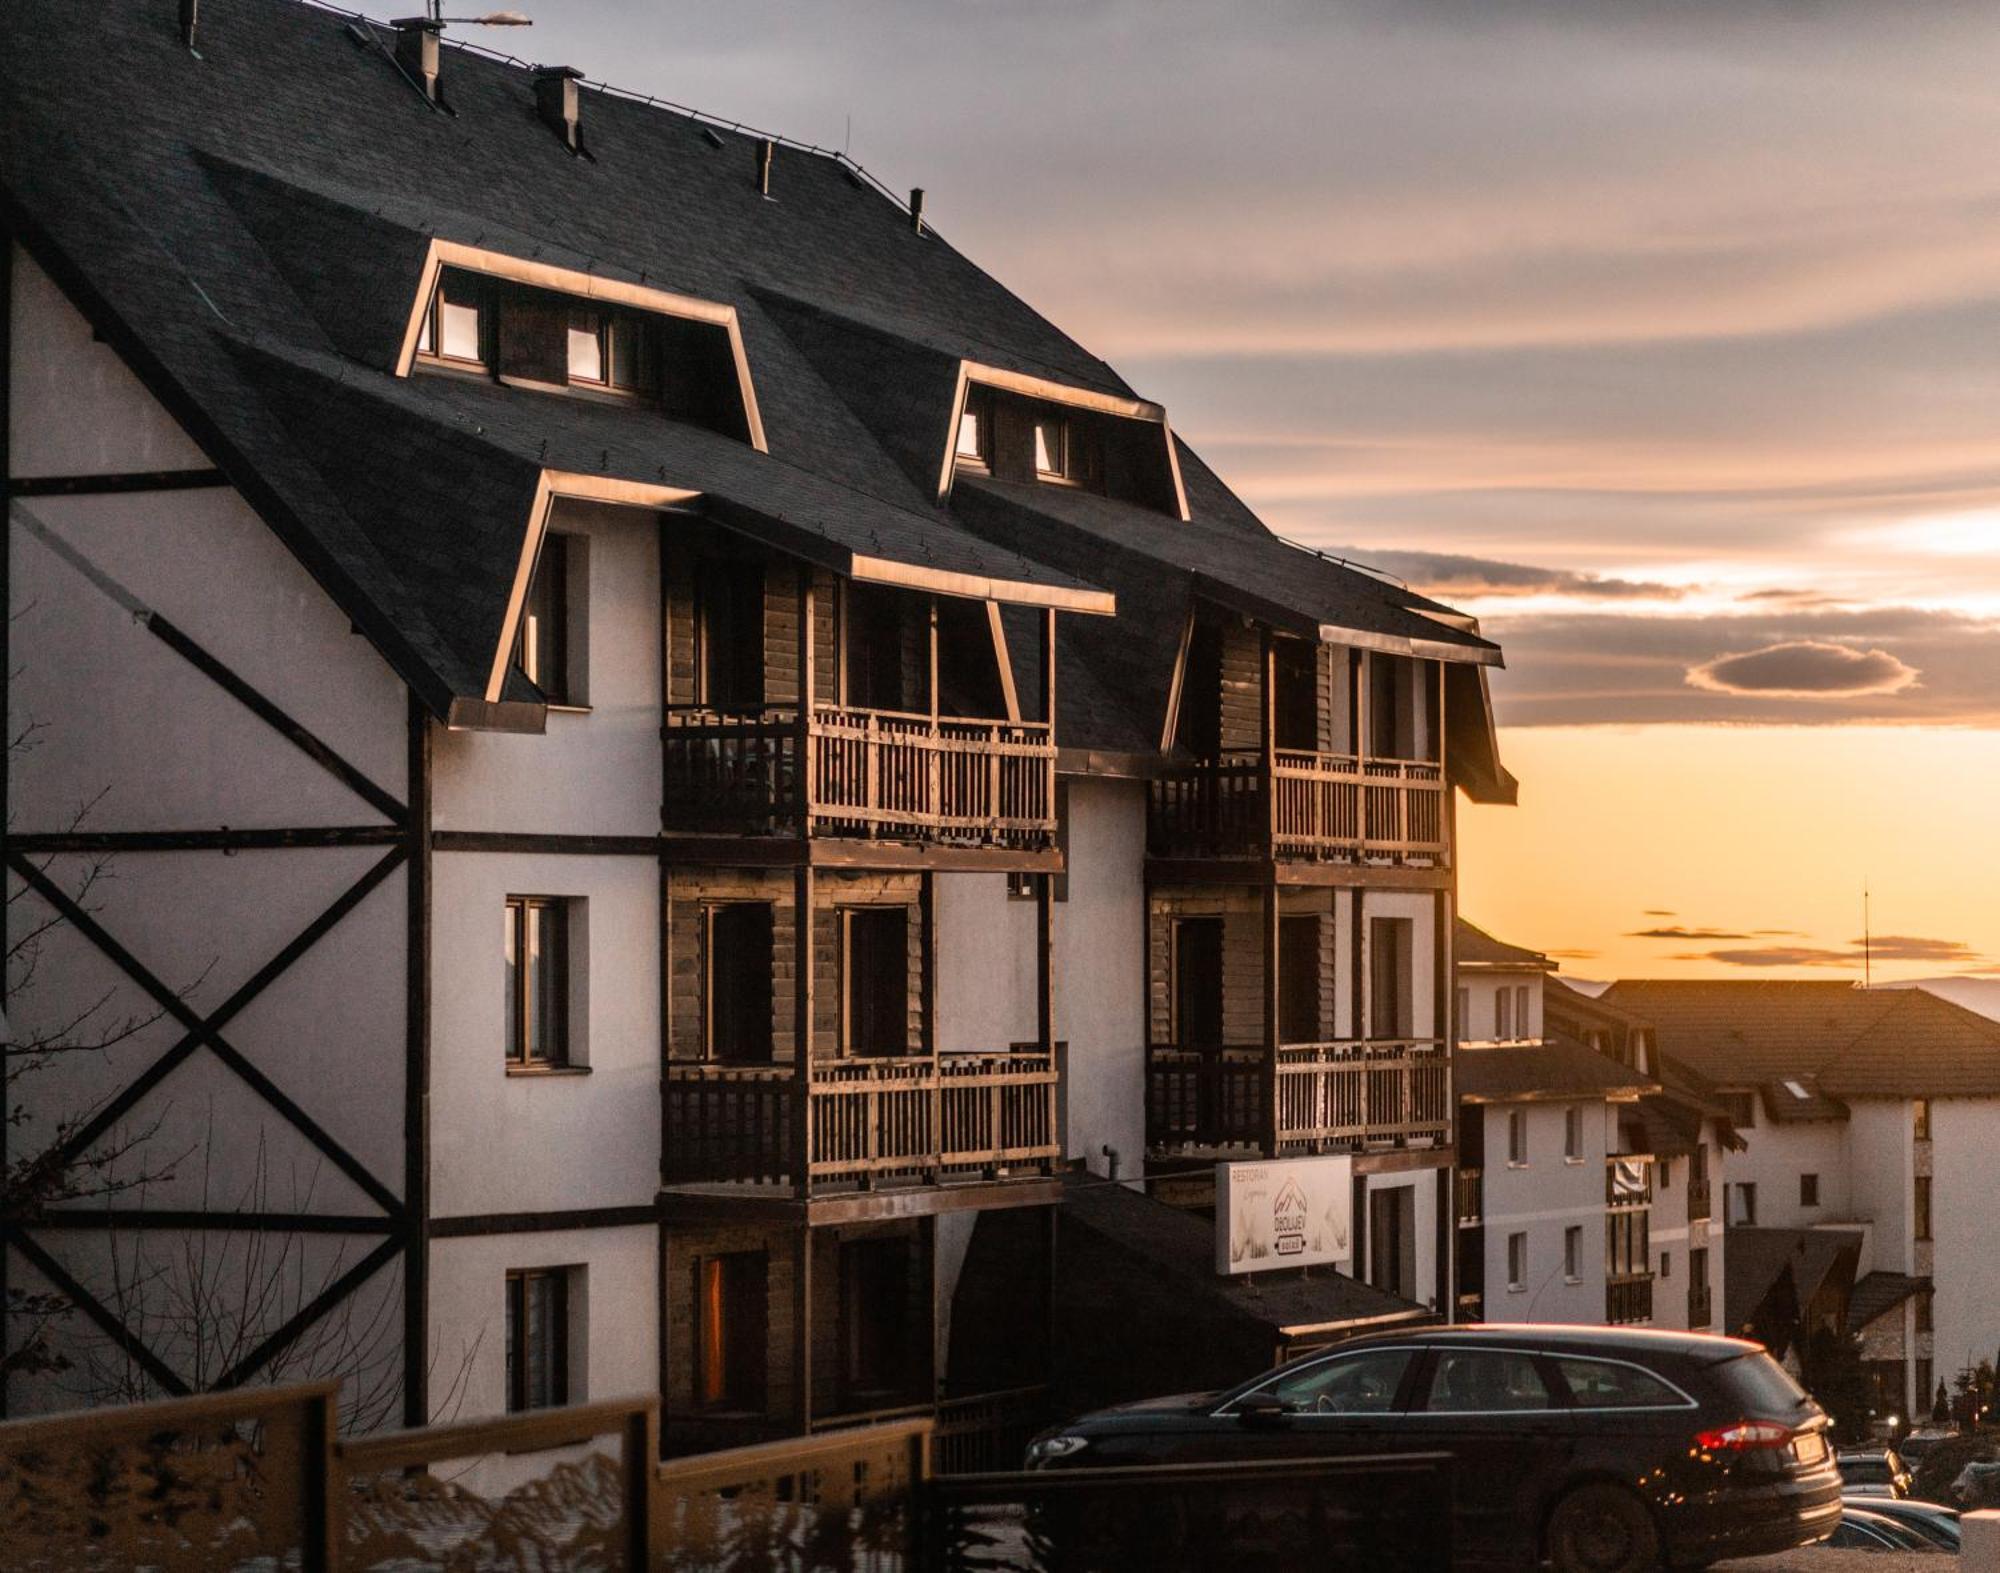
xmin=1686 ymin=640 xmax=1917 ymax=698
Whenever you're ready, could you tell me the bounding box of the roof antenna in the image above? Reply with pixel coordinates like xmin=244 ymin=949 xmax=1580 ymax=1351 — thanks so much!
xmin=179 ymin=0 xmax=200 ymax=54
xmin=1863 ymin=881 xmax=1871 ymax=990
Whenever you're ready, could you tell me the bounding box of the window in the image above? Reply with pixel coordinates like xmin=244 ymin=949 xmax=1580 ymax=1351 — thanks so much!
xmin=1279 ymin=915 xmax=1320 ymax=1044
xmin=1720 ymin=1090 xmax=1756 ymax=1129
xmin=1914 ymin=1174 xmax=1932 ymax=1241
xmin=1800 ymin=1173 xmax=1820 ymax=1208
xmin=1555 ymin=1358 xmax=1686 ymax=1410
xmin=705 ymin=904 xmax=774 ymax=1062
xmin=1426 ymin=1349 xmax=1555 ymax=1413
xmin=1564 ymin=1225 xmax=1582 ymax=1281
xmin=956 ymin=389 xmax=990 ymax=464
xmin=1369 ymin=917 xmax=1413 ymax=1040
xmin=1564 ymin=1106 xmax=1583 ymax=1162
xmin=1368 ymin=1185 xmax=1417 ymax=1302
xmin=1607 ymin=1210 xmax=1650 ymax=1278
xmin=1507 ymin=1108 xmax=1528 ymax=1166
xmin=1728 ymin=1181 xmax=1757 ymax=1227
xmin=1173 ymin=917 xmax=1225 ymax=1049
xmin=1690 ymin=1247 xmax=1709 ymax=1291
xmin=566 ymin=307 xmax=653 ymax=393
xmin=417 ymin=270 xmax=489 ymax=366
xmin=694 ymin=557 xmax=765 ymax=710
xmin=1033 ymin=416 xmax=1067 ymax=477
xmin=1916 ymin=1291 xmax=1934 ymax=1334
xmin=1495 ymin=988 xmax=1512 ymax=1041
xmin=1914 ymin=1098 xmax=1931 ymax=1141
xmin=1659 ymin=1251 xmax=1672 ymax=1280
xmin=841 ymin=1238 xmax=914 ymax=1401
xmin=840 ymin=908 xmax=909 ymax=1057
xmin=515 ymin=532 xmax=574 ymax=703
xmin=695 ymin=1253 xmax=766 ymax=1412
xmin=505 ymin=1268 xmax=571 ymax=1412
xmin=1507 ymin=1231 xmax=1527 ymax=1290
xmin=1251 ymin=1347 xmax=1413 ymax=1416
xmin=504 ymin=896 xmax=570 ymax=1068
xmin=1456 ymin=987 xmax=1469 ymax=1042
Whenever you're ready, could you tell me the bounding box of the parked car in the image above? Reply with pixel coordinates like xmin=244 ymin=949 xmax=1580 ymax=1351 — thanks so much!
xmin=1839 ymin=1447 xmax=1914 ymax=1499
xmin=1843 ymin=1495 xmax=1960 ymax=1550
xmin=1025 ymin=1325 xmax=1842 ymax=1572
xmin=1953 ymin=1458 xmax=2000 ymax=1507
xmin=1828 ymin=1505 xmax=1936 ymax=1552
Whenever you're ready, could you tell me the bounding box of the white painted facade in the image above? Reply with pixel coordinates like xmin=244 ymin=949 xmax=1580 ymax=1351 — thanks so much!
xmin=1476 ymin=1099 xmax=1615 ymax=1325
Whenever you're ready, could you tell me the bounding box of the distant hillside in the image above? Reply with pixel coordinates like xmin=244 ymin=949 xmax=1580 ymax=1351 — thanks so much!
xmin=1889 ymin=977 xmax=2000 ymax=1022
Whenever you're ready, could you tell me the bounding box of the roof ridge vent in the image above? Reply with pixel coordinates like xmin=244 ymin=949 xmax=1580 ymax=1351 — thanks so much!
xmin=535 ymin=64 xmax=589 ymax=157
xmin=909 ymin=187 xmax=926 ymax=236
xmin=391 ymin=17 xmax=446 ymax=106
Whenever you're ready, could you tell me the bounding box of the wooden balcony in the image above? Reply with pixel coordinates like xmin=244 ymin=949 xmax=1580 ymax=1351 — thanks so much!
xmin=1687 ymin=1177 xmax=1713 ymax=1223
xmin=1148 ymin=750 xmax=1446 ymax=865
xmin=1607 ymin=1274 xmax=1655 ymax=1326
xmin=1687 ymin=1284 xmax=1713 ymax=1328
xmin=664 ymin=704 xmax=1056 ymax=851
xmin=1144 ymin=1039 xmax=1450 ymax=1156
xmin=662 ymin=1051 xmax=1060 ymax=1194
xmin=1606 ymin=1155 xmax=1654 ymax=1209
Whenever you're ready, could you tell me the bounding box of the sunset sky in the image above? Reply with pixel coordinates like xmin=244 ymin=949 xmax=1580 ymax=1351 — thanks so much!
xmin=515 ymin=0 xmax=2000 ymax=982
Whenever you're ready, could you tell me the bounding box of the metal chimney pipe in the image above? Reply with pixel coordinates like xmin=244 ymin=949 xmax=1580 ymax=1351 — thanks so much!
xmin=757 ymin=138 xmax=774 ymax=197
xmin=909 ymin=187 xmax=926 ymax=235
xmin=179 ymin=0 xmax=199 ymax=51
xmin=391 ymin=18 xmax=444 ymax=103
xmin=534 ymin=65 xmax=585 ymax=153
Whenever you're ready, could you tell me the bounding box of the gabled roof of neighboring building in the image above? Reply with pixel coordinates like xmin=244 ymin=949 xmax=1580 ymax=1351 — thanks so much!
xmin=1059 ymin=1172 xmax=1434 ymax=1338
xmin=0 ymin=0 xmax=1509 ymax=760
xmin=1846 ymin=1271 xmax=1930 ymax=1336
xmin=1602 ymin=979 xmax=2000 ymax=1099
xmin=1455 ymin=1035 xmax=1659 ymax=1104
xmin=1725 ymin=1227 xmax=1863 ymax=1345
xmin=1455 ymin=919 xmax=1555 ymax=971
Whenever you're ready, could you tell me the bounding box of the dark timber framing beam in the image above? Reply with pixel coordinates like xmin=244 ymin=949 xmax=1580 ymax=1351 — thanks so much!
xmin=216 ymin=1233 xmax=404 ymax=1393
xmin=1 ymin=226 xmax=12 ymax=1417
xmin=11 ymin=847 xmax=407 ymax=1216
xmin=12 ymin=826 xmax=403 ymax=854
xmin=7 ymin=1231 xmax=190 ymax=1396
xmin=431 ymin=1205 xmax=659 ymax=1238
xmin=33 ymin=1210 xmax=395 ymax=1234
xmin=8 ymin=468 xmax=229 ymax=497
xmin=403 ymin=695 xmax=432 ymax=1427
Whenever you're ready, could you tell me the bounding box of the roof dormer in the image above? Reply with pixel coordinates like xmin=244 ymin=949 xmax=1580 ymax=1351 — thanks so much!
xmin=397 ymin=242 xmax=767 ymax=449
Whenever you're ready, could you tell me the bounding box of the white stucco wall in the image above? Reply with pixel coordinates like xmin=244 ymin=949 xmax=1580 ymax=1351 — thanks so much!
xmin=1929 ymin=1100 xmax=2000 ymax=1393
xmin=1460 ymin=968 xmax=1544 ymax=1046
xmin=429 ymin=852 xmax=660 ymax=1218
xmin=1480 ymin=1100 xmax=1611 ymax=1324
xmin=1844 ymin=1101 xmax=1913 ymax=1276
xmin=1720 ymin=1119 xmax=1851 ymax=1233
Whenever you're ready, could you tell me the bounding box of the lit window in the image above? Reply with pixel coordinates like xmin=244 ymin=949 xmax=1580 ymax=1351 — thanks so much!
xmin=696 ymin=1253 xmax=767 ymax=1411
xmin=505 ymin=1267 xmax=572 ymax=1411
xmin=505 ymin=896 xmax=570 ymax=1068
xmin=1033 ymin=417 xmax=1066 ymax=477
xmin=567 ymin=308 xmax=605 ymax=383
xmin=419 ymin=272 xmax=487 ymax=366
xmin=515 ymin=534 xmax=575 ymax=704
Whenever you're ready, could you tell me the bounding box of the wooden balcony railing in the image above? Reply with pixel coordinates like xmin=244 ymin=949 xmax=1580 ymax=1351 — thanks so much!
xmin=1148 ymin=750 xmax=1446 ymax=865
xmin=1607 ymin=1274 xmax=1655 ymax=1326
xmin=663 ymin=704 xmax=1055 ymax=849
xmin=1687 ymin=1285 xmax=1713 ymax=1328
xmin=1456 ymin=1166 xmax=1484 ymax=1226
xmin=1687 ymin=1178 xmax=1713 ymax=1223
xmin=1606 ymin=1155 xmax=1655 ymax=1209
xmin=663 ymin=1051 xmax=1059 ymax=1192
xmin=1145 ymin=1040 xmax=1450 ymax=1155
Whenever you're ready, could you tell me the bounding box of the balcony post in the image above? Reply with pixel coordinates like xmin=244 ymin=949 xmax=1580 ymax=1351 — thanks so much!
xmin=1261 ymin=881 xmax=1280 ymax=1158
xmin=796 ymin=571 xmax=816 ymax=837
xmin=922 ymin=870 xmax=941 ymax=1185
xmin=792 ymin=863 xmax=815 ymax=1199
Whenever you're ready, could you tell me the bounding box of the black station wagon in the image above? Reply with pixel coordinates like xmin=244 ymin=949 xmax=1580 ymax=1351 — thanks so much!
xmin=1026 ymin=1324 xmax=1842 ymax=1572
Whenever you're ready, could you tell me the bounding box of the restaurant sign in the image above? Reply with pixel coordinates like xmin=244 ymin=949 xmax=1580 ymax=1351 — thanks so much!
xmin=1216 ymin=1155 xmax=1353 ymax=1275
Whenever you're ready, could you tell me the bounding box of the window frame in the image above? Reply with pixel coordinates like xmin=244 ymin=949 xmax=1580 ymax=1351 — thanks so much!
xmin=505 ymin=1266 xmax=572 ymax=1413
xmin=702 ymin=902 xmax=776 ymax=1064
xmin=838 ymin=905 xmax=911 ymax=1058
xmin=1507 ymin=1108 xmax=1528 ymax=1167
xmin=416 ymin=271 xmax=492 ymax=371
xmin=566 ymin=305 xmax=656 ymax=396
xmin=1419 ymin=1347 xmax=1561 ymax=1416
xmin=694 ymin=1251 xmax=768 ymax=1414
xmin=514 ymin=531 xmax=575 ymax=705
xmin=1506 ymin=1230 xmax=1528 ymax=1291
xmin=1800 ymin=1172 xmax=1820 ymax=1208
xmin=1563 ymin=1106 xmax=1584 ymax=1163
xmin=504 ymin=895 xmax=572 ymax=1071
xmin=1548 ymin=1355 xmax=1697 ymax=1413
xmin=1033 ymin=413 xmax=1070 ymax=480
xmin=955 ymin=387 xmax=992 ymax=468
xmin=1225 ymin=1345 xmax=1420 ymax=1418
xmin=1563 ymin=1224 xmax=1582 ymax=1282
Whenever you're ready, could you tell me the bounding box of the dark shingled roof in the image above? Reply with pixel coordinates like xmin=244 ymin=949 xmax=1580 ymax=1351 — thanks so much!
xmin=1 ymin=0 xmax=1508 ymax=758
xmin=1602 ymin=980 xmax=2000 ymax=1099
xmin=1061 ymin=1173 xmax=1433 ymax=1336
xmin=1456 ymin=1036 xmax=1659 ymax=1104
xmin=1725 ymin=1227 xmax=1862 ymax=1345
xmin=1455 ymin=918 xmax=1555 ymax=971
xmin=1846 ymin=1271 xmax=1929 ymax=1335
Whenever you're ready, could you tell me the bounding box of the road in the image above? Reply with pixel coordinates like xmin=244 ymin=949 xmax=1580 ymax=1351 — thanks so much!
xmin=1720 ymin=1551 xmax=1942 ymax=1571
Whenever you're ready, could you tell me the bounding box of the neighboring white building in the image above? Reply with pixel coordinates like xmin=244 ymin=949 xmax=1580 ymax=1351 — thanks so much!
xmin=1453 ymin=925 xmax=1735 ymax=1332
xmin=1605 ymin=980 xmax=2000 ymax=1418
xmin=2 ymin=0 xmax=1515 ymax=1452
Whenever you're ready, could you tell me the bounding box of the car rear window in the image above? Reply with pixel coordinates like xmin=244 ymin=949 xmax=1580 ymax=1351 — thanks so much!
xmin=1555 ymin=1357 xmax=1687 ymax=1409
xmin=1843 ymin=1459 xmax=1891 ymax=1482
xmin=1716 ymin=1352 xmax=1815 ymax=1415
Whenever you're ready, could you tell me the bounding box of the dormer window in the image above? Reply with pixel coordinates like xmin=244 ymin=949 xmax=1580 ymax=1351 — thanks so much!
xmin=416 ymin=273 xmax=489 ymax=367
xmin=956 ymin=390 xmax=990 ymax=465
xmin=566 ymin=307 xmax=654 ymax=395
xmin=515 ymin=532 xmax=586 ymax=706
xmin=1032 ymin=409 xmax=1102 ymax=487
xmin=1033 ymin=416 xmax=1067 ymax=478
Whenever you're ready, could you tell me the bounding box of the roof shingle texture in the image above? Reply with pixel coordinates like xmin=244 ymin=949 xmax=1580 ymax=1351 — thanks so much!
xmin=1602 ymin=981 xmax=2000 ymax=1099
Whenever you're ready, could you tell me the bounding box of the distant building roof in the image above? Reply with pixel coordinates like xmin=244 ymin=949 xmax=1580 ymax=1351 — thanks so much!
xmin=1455 ymin=919 xmax=1556 ymax=971
xmin=1846 ymin=1271 xmax=1930 ymax=1336
xmin=1455 ymin=1035 xmax=1659 ymax=1104
xmin=1725 ymin=1227 xmax=1863 ymax=1352
xmin=1601 ymin=980 xmax=2000 ymax=1099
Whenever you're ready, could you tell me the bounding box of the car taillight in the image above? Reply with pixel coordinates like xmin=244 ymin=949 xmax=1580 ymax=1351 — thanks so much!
xmin=1694 ymin=1420 xmax=1796 ymax=1452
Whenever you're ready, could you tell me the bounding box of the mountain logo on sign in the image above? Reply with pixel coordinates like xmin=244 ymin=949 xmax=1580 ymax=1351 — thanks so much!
xmin=1272 ymin=1177 xmax=1309 ymax=1255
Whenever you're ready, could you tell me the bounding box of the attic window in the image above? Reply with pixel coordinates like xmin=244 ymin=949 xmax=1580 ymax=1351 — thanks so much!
xmin=1033 ymin=416 xmax=1066 ymax=477
xmin=1032 ymin=409 xmax=1102 ymax=488
xmin=1783 ymin=1080 xmax=1810 ymax=1101
xmin=416 ymin=273 xmax=489 ymax=367
xmin=956 ymin=390 xmax=990 ymax=465
xmin=566 ymin=307 xmax=654 ymax=394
